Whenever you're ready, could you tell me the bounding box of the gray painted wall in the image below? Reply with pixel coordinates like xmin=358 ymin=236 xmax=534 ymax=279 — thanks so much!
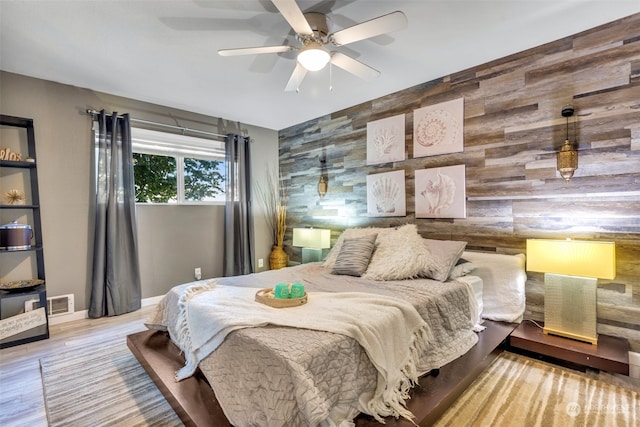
xmin=0 ymin=71 xmax=278 ymax=311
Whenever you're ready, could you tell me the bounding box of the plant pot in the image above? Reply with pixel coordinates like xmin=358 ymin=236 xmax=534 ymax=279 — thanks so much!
xmin=269 ymin=245 xmax=288 ymax=270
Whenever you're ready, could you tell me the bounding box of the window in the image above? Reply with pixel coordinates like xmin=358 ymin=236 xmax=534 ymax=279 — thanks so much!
xmin=131 ymin=128 xmax=226 ymax=204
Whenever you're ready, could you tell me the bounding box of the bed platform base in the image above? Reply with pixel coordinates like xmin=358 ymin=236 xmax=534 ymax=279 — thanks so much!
xmin=127 ymin=320 xmax=517 ymax=427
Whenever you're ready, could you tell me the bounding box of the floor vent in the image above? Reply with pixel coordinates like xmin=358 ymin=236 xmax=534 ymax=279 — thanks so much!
xmin=47 ymin=294 xmax=75 ymax=317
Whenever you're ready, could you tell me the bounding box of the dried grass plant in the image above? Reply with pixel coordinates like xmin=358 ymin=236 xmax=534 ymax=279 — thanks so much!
xmin=256 ymin=171 xmax=287 ymax=248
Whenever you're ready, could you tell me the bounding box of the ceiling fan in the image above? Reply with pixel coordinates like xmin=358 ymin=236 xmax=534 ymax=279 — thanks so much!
xmin=218 ymin=0 xmax=407 ymax=92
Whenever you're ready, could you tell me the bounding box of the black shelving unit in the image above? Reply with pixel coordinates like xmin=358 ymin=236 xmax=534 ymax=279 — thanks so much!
xmin=0 ymin=114 xmax=49 ymax=349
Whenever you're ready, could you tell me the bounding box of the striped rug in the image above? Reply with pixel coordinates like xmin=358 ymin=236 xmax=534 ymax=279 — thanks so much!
xmin=435 ymin=351 xmax=639 ymax=427
xmin=40 ymin=337 xmax=183 ymax=426
xmin=41 ymin=340 xmax=638 ymax=426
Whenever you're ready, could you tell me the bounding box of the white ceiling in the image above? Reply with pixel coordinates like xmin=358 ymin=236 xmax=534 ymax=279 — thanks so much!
xmin=1 ymin=1 xmax=639 ymax=131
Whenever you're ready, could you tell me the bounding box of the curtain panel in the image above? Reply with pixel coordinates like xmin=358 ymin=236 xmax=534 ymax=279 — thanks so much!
xmin=223 ymin=134 xmax=254 ymax=276
xmin=89 ymin=110 xmax=141 ymax=318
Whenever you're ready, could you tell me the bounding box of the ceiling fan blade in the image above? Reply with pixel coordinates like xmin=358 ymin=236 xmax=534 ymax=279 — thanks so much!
xmin=330 ymin=52 xmax=380 ymax=81
xmin=331 ymin=11 xmax=407 ymax=46
xmin=284 ymin=63 xmax=308 ymax=92
xmin=218 ymin=45 xmax=294 ymax=56
xmin=271 ymin=0 xmax=313 ymax=36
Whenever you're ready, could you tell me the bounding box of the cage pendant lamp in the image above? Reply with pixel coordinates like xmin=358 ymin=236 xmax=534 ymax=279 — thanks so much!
xmin=557 ymin=105 xmax=578 ymax=182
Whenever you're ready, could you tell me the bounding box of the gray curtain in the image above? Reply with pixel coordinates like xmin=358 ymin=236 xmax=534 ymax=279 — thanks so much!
xmin=89 ymin=110 xmax=141 ymax=318
xmin=223 ymin=134 xmax=254 ymax=276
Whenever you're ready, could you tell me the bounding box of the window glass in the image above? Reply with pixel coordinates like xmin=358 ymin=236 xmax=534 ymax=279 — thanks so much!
xmin=184 ymin=157 xmax=225 ymax=202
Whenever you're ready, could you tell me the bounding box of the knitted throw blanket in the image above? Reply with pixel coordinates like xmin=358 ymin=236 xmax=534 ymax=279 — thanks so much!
xmin=173 ymin=282 xmax=432 ymax=423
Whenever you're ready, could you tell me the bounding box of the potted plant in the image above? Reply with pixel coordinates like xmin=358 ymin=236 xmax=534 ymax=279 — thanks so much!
xmin=257 ymin=171 xmax=288 ymax=269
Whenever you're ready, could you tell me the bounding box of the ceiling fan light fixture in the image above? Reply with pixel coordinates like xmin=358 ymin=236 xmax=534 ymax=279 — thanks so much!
xmin=297 ymin=43 xmax=330 ymax=71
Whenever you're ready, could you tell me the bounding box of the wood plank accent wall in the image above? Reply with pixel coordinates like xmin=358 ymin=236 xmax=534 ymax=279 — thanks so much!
xmin=279 ymin=14 xmax=640 ymax=350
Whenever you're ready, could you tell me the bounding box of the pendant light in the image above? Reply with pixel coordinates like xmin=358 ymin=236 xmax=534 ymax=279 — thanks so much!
xmin=557 ymin=105 xmax=578 ymax=182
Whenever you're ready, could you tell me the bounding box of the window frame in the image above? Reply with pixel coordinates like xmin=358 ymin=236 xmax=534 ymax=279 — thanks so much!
xmin=131 ymin=127 xmax=226 ymax=205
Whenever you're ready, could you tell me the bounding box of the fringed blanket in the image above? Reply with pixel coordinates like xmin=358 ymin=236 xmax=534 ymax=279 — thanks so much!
xmin=173 ymin=281 xmax=431 ymax=423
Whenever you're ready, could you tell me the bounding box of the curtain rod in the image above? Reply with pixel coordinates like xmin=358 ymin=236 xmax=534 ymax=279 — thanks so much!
xmin=86 ymin=109 xmax=227 ymax=139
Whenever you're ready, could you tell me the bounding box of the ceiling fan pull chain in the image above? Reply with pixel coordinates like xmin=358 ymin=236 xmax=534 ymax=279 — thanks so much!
xmin=329 ymin=61 xmax=333 ymax=92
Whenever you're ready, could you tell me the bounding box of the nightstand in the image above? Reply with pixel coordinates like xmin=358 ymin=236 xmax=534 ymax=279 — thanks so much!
xmin=508 ymin=320 xmax=629 ymax=375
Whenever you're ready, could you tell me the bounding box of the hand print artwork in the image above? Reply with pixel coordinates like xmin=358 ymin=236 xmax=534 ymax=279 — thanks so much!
xmin=366 ymin=114 xmax=405 ymax=166
xmin=415 ymin=164 xmax=466 ymax=219
xmin=367 ymin=170 xmax=406 ymax=217
xmin=413 ymin=97 xmax=464 ymax=158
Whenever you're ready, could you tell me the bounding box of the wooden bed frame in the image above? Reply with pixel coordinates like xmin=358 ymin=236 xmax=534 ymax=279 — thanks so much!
xmin=127 ymin=320 xmax=517 ymax=426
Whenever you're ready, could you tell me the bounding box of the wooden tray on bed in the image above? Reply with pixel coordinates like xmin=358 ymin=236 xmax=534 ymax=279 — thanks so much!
xmin=255 ymin=287 xmax=307 ymax=308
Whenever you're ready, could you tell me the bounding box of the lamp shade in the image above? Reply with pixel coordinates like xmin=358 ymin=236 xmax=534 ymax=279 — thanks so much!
xmin=292 ymin=228 xmax=331 ymax=249
xmin=526 ymin=239 xmax=616 ymax=279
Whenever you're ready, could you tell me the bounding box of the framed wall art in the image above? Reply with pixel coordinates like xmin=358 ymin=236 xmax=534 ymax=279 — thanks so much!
xmin=415 ymin=164 xmax=466 ymax=219
xmin=366 ymin=170 xmax=406 ymax=217
xmin=413 ymin=97 xmax=464 ymax=158
xmin=366 ymin=114 xmax=405 ymax=165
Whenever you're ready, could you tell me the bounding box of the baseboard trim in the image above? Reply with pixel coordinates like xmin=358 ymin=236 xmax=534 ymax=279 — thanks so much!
xmin=48 ymin=295 xmax=161 ymax=325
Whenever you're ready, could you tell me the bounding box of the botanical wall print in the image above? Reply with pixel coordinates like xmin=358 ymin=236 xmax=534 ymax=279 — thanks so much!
xmin=413 ymin=97 xmax=464 ymax=158
xmin=366 ymin=170 xmax=406 ymax=217
xmin=366 ymin=114 xmax=405 ymax=165
xmin=415 ymin=164 xmax=466 ymax=219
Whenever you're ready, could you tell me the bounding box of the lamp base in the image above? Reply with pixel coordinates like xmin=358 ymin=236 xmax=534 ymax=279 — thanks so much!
xmin=543 ymin=273 xmax=598 ymax=345
xmin=301 ymin=248 xmax=323 ymax=264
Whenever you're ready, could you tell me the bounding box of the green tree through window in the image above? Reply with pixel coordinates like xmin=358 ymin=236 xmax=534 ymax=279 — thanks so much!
xmin=133 ymin=154 xmax=225 ymax=203
xmin=184 ymin=157 xmax=225 ymax=201
xmin=133 ymin=153 xmax=177 ymax=203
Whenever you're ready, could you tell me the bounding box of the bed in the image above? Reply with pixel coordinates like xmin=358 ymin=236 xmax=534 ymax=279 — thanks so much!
xmin=143 ymin=224 xmax=526 ymax=426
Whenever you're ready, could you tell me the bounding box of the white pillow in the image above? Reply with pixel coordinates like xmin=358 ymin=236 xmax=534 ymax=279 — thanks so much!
xmin=449 ymin=259 xmax=477 ymax=280
xmin=462 ymin=251 xmax=526 ymax=323
xmin=422 ymin=239 xmax=467 ymax=281
xmin=363 ymin=224 xmax=433 ymax=281
xmin=322 ymin=227 xmax=393 ymax=270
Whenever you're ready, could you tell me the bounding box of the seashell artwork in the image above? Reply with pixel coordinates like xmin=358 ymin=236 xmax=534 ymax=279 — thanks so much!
xmin=420 ymin=171 xmax=456 ymax=215
xmin=367 ymin=170 xmax=406 ymax=217
xmin=413 ymin=97 xmax=464 ymax=158
xmin=415 ymin=164 xmax=466 ymax=218
xmin=366 ymin=114 xmax=405 ymax=166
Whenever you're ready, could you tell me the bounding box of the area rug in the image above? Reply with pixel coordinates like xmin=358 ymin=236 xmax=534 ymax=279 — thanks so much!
xmin=435 ymin=351 xmax=639 ymax=427
xmin=40 ymin=337 xmax=183 ymax=426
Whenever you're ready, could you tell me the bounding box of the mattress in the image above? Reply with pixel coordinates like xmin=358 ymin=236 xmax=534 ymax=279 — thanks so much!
xmin=457 ymin=274 xmax=484 ymax=326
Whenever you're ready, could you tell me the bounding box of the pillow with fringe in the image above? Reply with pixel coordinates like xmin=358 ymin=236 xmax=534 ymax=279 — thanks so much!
xmin=422 ymin=239 xmax=467 ymax=282
xmin=363 ymin=224 xmax=432 ymax=281
xmin=331 ymin=234 xmax=378 ymax=277
xmin=323 ymin=227 xmax=394 ymax=270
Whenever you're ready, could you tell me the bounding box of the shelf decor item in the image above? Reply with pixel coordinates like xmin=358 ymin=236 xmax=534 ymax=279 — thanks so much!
xmin=526 ymin=239 xmax=616 ymax=345
xmin=0 ymin=279 xmax=44 ymax=292
xmin=4 ymin=189 xmax=25 ymax=205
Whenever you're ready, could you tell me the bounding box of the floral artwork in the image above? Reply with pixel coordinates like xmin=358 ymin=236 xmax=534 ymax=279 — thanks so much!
xmin=413 ymin=97 xmax=464 ymax=158
xmin=366 ymin=170 xmax=406 ymax=217
xmin=415 ymin=164 xmax=466 ymax=218
xmin=366 ymin=114 xmax=405 ymax=165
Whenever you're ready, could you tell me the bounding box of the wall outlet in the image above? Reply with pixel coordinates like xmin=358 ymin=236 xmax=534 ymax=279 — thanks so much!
xmin=194 ymin=267 xmax=202 ymax=280
xmin=258 ymin=258 xmax=264 ymax=268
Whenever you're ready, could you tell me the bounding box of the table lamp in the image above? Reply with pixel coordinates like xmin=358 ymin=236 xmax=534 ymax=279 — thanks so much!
xmin=526 ymin=239 xmax=615 ymax=345
xmin=292 ymin=228 xmax=331 ymax=263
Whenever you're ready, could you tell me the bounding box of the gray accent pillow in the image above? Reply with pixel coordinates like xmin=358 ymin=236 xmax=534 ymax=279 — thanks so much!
xmin=331 ymin=234 xmax=378 ymax=277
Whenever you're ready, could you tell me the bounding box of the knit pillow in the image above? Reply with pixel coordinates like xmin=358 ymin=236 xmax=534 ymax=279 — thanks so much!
xmin=331 ymin=234 xmax=378 ymax=277
xmin=363 ymin=224 xmax=433 ymax=281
